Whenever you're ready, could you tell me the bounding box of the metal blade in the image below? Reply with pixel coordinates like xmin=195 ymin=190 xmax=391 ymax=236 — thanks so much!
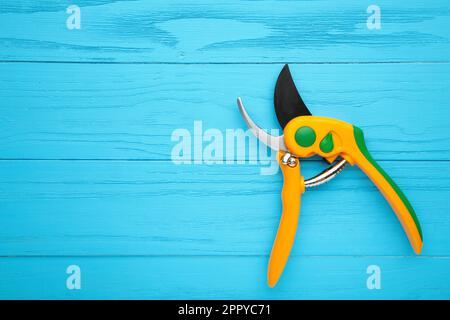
xmin=237 ymin=97 xmax=287 ymax=151
xmin=274 ymin=64 xmax=312 ymax=128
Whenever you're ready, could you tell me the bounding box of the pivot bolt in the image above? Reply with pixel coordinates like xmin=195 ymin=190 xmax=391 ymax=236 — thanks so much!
xmin=281 ymin=153 xmax=298 ymax=167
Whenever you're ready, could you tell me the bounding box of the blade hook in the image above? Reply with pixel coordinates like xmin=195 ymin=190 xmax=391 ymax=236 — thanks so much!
xmin=237 ymin=97 xmax=287 ymax=152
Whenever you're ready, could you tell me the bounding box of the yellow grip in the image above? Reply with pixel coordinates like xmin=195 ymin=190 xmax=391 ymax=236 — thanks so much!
xmin=283 ymin=116 xmax=423 ymax=254
xmin=267 ymin=151 xmax=305 ymax=287
xmin=351 ymin=128 xmax=423 ymax=253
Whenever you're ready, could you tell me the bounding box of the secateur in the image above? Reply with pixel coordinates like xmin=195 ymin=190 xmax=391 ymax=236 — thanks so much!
xmin=236 ymin=64 xmax=423 ymax=287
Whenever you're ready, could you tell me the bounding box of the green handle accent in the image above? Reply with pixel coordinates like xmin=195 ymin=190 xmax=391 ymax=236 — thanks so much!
xmin=353 ymin=126 xmax=422 ymax=240
xmin=319 ymin=132 xmax=334 ymax=153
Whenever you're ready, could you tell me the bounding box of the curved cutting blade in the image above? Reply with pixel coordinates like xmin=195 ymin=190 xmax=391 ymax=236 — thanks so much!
xmin=274 ymin=64 xmax=312 ymax=128
xmin=237 ymin=97 xmax=287 ymax=151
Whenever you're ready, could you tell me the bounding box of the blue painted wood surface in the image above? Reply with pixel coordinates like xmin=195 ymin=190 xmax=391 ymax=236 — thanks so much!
xmin=0 ymin=0 xmax=449 ymax=299
xmin=1 ymin=0 xmax=449 ymax=62
xmin=1 ymin=63 xmax=449 ymax=160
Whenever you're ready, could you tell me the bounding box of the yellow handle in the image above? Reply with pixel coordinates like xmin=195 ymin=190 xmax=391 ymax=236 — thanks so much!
xmin=351 ymin=127 xmax=423 ymax=253
xmin=267 ymin=151 xmax=305 ymax=287
xmin=283 ymin=116 xmax=423 ymax=254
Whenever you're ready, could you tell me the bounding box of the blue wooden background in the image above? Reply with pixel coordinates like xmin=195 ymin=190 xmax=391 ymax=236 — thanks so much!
xmin=0 ymin=0 xmax=449 ymax=299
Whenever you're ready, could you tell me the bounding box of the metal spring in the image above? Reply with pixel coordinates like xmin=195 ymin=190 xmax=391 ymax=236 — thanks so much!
xmin=304 ymin=158 xmax=348 ymax=188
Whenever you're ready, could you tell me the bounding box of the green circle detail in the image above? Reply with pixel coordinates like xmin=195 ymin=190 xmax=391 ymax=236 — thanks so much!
xmin=295 ymin=126 xmax=316 ymax=147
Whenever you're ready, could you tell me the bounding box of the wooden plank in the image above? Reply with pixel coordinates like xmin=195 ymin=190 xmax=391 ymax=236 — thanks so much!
xmin=1 ymin=0 xmax=449 ymax=62
xmin=0 ymin=160 xmax=447 ymax=256
xmin=1 ymin=63 xmax=449 ymax=160
xmin=0 ymin=256 xmax=449 ymax=299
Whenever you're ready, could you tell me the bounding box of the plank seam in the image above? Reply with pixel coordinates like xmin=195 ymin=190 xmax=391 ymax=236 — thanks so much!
xmin=0 ymin=158 xmax=448 ymax=162
xmin=0 ymin=255 xmax=448 ymax=259
xmin=1 ymin=61 xmax=450 ymax=65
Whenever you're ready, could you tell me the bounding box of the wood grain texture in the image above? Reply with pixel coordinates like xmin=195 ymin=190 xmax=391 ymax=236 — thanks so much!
xmin=0 ymin=256 xmax=449 ymax=299
xmin=1 ymin=0 xmax=449 ymax=62
xmin=0 ymin=160 xmax=447 ymax=256
xmin=1 ymin=0 xmax=450 ymax=299
xmin=1 ymin=63 xmax=449 ymax=160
